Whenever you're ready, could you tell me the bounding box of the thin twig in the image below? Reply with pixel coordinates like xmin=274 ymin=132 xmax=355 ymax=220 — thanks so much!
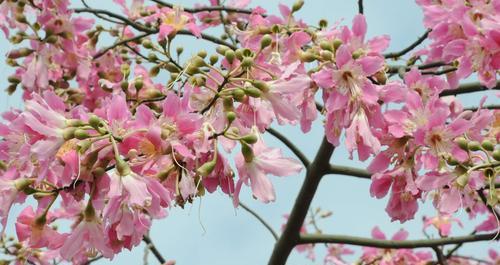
xmin=94 ymin=32 xmax=152 ymax=59
xmin=239 ymin=201 xmax=279 ymax=241
xmin=384 ymin=29 xmax=431 ymax=59
xmin=433 ymin=246 xmax=448 ymax=265
xmin=142 ymin=234 xmax=166 ymax=264
xmin=298 ymin=232 xmax=499 ymax=248
xmin=327 ymin=165 xmax=371 ymax=179
xmin=357 ymin=0 xmax=364 ymax=14
xmin=266 ymin=128 xmax=310 ymax=167
xmin=149 ymin=0 xmax=258 ymax=15
xmin=439 ymin=81 xmax=500 ymax=97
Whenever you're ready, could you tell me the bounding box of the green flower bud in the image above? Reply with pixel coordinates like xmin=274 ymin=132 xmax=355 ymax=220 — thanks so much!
xmin=467 ymin=141 xmax=481 ymax=151
xmin=62 ymin=127 xmax=77 ymax=140
xmin=66 ymin=119 xmax=85 ymax=127
xmin=74 ymin=129 xmax=90 ymax=140
xmin=332 ymin=39 xmax=342 ymax=49
xmin=8 ymin=47 xmax=33 ymax=59
xmin=176 ymin=46 xmax=184 ymax=55
xmin=15 ymin=14 xmax=27 ymax=23
xmin=121 ymin=81 xmax=129 ymax=91
xmin=77 ymin=139 xmax=92 ymax=153
xmin=320 ymin=40 xmax=333 ymax=51
xmin=241 ymin=57 xmax=254 ymax=68
xmin=0 ymin=160 xmax=6 ymax=171
xmin=134 ymin=77 xmax=144 ymax=90
xmin=318 ymin=19 xmax=328 ymax=29
xmin=148 ymin=52 xmax=158 ymax=61
xmin=226 ymin=111 xmax=236 ymax=123
xmin=116 ymin=158 xmax=131 ymax=176
xmin=481 ymin=140 xmax=494 ymax=151
xmin=225 ymin=50 xmax=235 ymax=64
xmin=14 ymin=178 xmax=34 ymax=192
xmin=241 ymin=143 xmax=254 ymax=163
xmin=45 ymin=35 xmax=58 ymax=44
xmin=216 ymin=45 xmax=229 ymax=55
xmin=164 ymin=62 xmax=181 ymax=73
xmin=197 ymin=49 xmax=208 ymax=58
xmin=7 ymin=76 xmax=20 ymax=84
xmin=320 ymin=50 xmax=333 ymax=60
xmin=209 ymin=54 xmax=219 ymax=65
xmin=299 ymin=51 xmax=316 ymax=62
xmin=455 ymin=137 xmax=468 ymax=150
xmin=292 ymin=0 xmax=304 ymax=12
xmin=251 ymin=80 xmax=270 ymax=93
xmin=197 ymin=159 xmax=217 ymax=177
xmin=241 ymin=134 xmax=258 ymax=144
xmin=493 ymin=149 xmax=500 ymax=161
xmin=244 ymin=86 xmax=261 ymax=98
xmin=456 ymin=174 xmax=469 ymax=188
xmin=88 ymin=115 xmax=102 ymax=129
xmin=232 ymin=88 xmax=246 ymax=102
xmin=142 ymin=39 xmax=153 ymax=49
xmin=260 ymin=34 xmax=272 ymax=49
xmin=352 ymin=49 xmax=364 ymax=59
xmin=223 ymin=97 xmax=234 ymax=111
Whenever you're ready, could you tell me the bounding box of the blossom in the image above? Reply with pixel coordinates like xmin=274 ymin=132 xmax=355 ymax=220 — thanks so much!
xmin=234 ymin=139 xmax=302 ymax=205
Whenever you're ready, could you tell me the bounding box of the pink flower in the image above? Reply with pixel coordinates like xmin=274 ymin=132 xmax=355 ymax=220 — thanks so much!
xmin=15 ymin=206 xmax=66 ymax=249
xmin=423 ymin=214 xmax=463 ymax=237
xmin=234 ymin=139 xmax=302 ymax=205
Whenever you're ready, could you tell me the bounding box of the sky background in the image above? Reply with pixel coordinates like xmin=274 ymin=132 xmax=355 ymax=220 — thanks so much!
xmin=0 ymin=0 xmax=498 ymax=264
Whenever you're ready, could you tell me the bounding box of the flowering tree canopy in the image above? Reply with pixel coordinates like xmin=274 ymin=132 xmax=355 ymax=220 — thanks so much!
xmin=0 ymin=0 xmax=499 ymax=264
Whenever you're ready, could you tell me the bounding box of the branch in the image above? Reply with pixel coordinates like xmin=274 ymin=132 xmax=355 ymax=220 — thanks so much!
xmin=358 ymin=0 xmax=364 ymax=14
xmin=298 ymin=232 xmax=499 ymax=248
xmin=266 ymin=128 xmax=310 ymax=167
xmin=142 ymin=234 xmax=166 ymax=264
xmin=239 ymin=201 xmax=279 ymax=241
xmin=464 ymin=104 xmax=500 ymax=112
xmin=327 ymin=164 xmax=371 ymax=179
xmin=433 ymin=246 xmax=448 ymax=265
xmin=83 ymin=255 xmax=103 ymax=265
xmin=94 ymin=32 xmax=152 ymax=59
xmin=439 ymin=81 xmax=500 ymax=97
xmin=267 ymin=137 xmax=335 ymax=265
xmin=387 ymin=61 xmax=449 ymax=74
xmin=149 ymin=0 xmax=258 ymax=15
xmin=384 ymin=29 xmax=431 ymax=59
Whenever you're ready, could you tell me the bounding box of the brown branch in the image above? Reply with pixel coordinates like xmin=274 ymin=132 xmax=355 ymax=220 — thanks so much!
xmin=149 ymin=0 xmax=258 ymax=15
xmin=298 ymin=232 xmax=499 ymax=248
xmin=387 ymin=61 xmax=449 ymax=74
xmin=142 ymin=234 xmax=166 ymax=264
xmin=267 ymin=137 xmax=335 ymax=265
xmin=266 ymin=128 xmax=310 ymax=167
xmin=358 ymin=0 xmax=364 ymax=14
xmin=384 ymin=29 xmax=431 ymax=59
xmin=239 ymin=201 xmax=279 ymax=241
xmin=464 ymin=104 xmax=500 ymax=112
xmin=439 ymin=81 xmax=500 ymax=97
xmin=433 ymin=246 xmax=449 ymax=265
xmin=327 ymin=164 xmax=371 ymax=179
xmin=94 ymin=32 xmax=152 ymax=59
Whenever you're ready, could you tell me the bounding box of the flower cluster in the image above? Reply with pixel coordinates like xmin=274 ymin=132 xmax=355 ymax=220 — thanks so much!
xmin=0 ymin=0 xmax=498 ymax=263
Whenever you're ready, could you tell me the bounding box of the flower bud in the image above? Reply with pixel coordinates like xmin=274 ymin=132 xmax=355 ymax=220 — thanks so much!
xmin=216 ymin=45 xmax=229 ymax=55
xmin=260 ymin=34 xmax=272 ymax=49
xmin=493 ymin=149 xmax=500 ymax=161
xmin=467 ymin=141 xmax=481 ymax=151
xmin=135 ymin=77 xmax=144 ymax=90
xmin=164 ymin=62 xmax=181 ymax=73
xmin=0 ymin=160 xmax=6 ymax=171
xmin=299 ymin=51 xmax=316 ymax=62
xmin=14 ymin=178 xmax=35 ymax=192
xmin=191 ymin=56 xmax=206 ymax=68
xmin=244 ymin=86 xmax=261 ymax=98
xmin=320 ymin=50 xmax=333 ymax=60
xmin=225 ymin=50 xmax=235 ymax=64
xmin=8 ymin=47 xmax=33 ymax=59
xmin=197 ymin=50 xmax=207 ymax=58
xmin=292 ymin=0 xmax=304 ymax=12
xmin=226 ymin=111 xmax=236 ymax=123
xmin=149 ymin=65 xmax=160 ymax=77
xmin=209 ymin=54 xmax=219 ymax=65
xmin=318 ymin=19 xmax=328 ymax=29
xmin=319 ymin=40 xmax=333 ymax=51
xmin=7 ymin=76 xmax=20 ymax=84
xmin=142 ymin=39 xmax=153 ymax=49
xmin=88 ymin=115 xmax=102 ymax=129
xmin=332 ymin=39 xmax=342 ymax=49
xmin=352 ymin=49 xmax=364 ymax=59
xmin=481 ymin=140 xmax=494 ymax=151
xmin=15 ymin=14 xmax=27 ymax=23
xmin=116 ymin=158 xmax=131 ymax=176
xmin=241 ymin=143 xmax=254 ymax=163
xmin=62 ymin=127 xmax=77 ymax=140
xmin=45 ymin=35 xmax=58 ymax=44
xmin=251 ymin=80 xmax=270 ymax=93
xmin=121 ymin=63 xmax=130 ymax=77
xmin=77 ymin=139 xmax=92 ymax=153
xmin=241 ymin=134 xmax=258 ymax=144
xmin=456 ymin=174 xmax=469 ymax=188
xmin=232 ymin=88 xmax=246 ymax=101
xmin=176 ymin=46 xmax=184 ymax=55
xmin=196 ymin=159 xmax=217 ymax=177
xmin=241 ymin=57 xmax=254 ymax=68
xmin=455 ymin=137 xmax=468 ymax=150
xmin=74 ymin=129 xmax=90 ymax=140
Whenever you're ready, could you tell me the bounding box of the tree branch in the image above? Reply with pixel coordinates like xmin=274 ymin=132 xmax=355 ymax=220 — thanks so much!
xmin=266 ymin=128 xmax=310 ymax=167
xmin=358 ymin=0 xmax=364 ymax=14
xmin=239 ymin=201 xmax=279 ymax=241
xmin=94 ymin=32 xmax=152 ymax=59
xmin=387 ymin=61 xmax=449 ymax=74
xmin=267 ymin=137 xmax=335 ymax=265
xmin=298 ymin=232 xmax=499 ymax=248
xmin=142 ymin=234 xmax=166 ymax=264
xmin=327 ymin=164 xmax=371 ymax=179
xmin=149 ymin=0 xmax=258 ymax=15
xmin=384 ymin=29 xmax=431 ymax=59
xmin=439 ymin=81 xmax=500 ymax=97
xmin=433 ymin=246 xmax=448 ymax=265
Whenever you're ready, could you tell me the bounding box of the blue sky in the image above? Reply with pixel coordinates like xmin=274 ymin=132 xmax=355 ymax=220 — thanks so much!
xmin=0 ymin=0 xmax=497 ymax=264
